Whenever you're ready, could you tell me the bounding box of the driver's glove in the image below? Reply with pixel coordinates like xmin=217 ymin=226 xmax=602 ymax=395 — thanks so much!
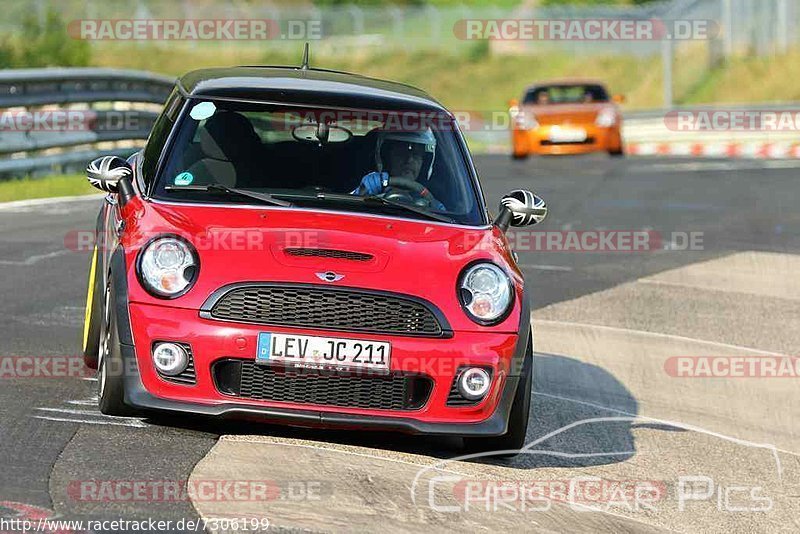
xmin=431 ymin=199 xmax=446 ymax=212
xmin=352 ymin=171 xmax=388 ymax=195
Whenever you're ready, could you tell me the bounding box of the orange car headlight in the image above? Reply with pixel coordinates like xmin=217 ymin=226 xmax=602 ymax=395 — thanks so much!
xmin=510 ymin=106 xmax=539 ymax=130
xmin=596 ymin=107 xmax=617 ymax=127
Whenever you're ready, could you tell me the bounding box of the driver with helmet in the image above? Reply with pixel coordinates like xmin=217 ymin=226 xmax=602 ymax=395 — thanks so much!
xmin=352 ymin=128 xmax=446 ymax=211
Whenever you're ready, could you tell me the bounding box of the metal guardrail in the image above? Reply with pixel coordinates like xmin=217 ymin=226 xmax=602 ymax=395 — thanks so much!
xmin=0 ymin=68 xmax=173 ymax=107
xmin=0 ymin=68 xmax=173 ymax=178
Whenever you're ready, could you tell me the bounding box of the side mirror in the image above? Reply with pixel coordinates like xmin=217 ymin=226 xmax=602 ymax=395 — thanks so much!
xmin=612 ymin=94 xmax=626 ymax=104
xmin=87 ymin=155 xmax=135 ymax=206
xmin=494 ymin=189 xmax=548 ymax=232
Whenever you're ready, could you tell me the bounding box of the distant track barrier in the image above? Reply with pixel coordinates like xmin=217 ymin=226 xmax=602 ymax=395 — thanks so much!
xmin=0 ymin=68 xmax=173 ymax=178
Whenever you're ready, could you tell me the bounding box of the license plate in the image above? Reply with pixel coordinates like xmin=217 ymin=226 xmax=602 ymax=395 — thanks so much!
xmin=549 ymin=126 xmax=587 ymax=143
xmin=256 ymin=332 xmax=391 ymax=372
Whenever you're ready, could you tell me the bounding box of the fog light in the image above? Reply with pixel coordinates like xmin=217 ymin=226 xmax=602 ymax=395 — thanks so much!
xmin=458 ymin=367 xmax=491 ymax=401
xmin=152 ymin=342 xmax=188 ymax=376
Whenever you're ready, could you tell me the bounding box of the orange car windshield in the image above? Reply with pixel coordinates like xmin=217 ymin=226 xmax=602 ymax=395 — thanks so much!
xmin=523 ymin=84 xmax=609 ymax=105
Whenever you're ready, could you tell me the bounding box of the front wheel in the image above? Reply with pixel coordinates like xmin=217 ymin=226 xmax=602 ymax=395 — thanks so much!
xmin=511 ymin=152 xmax=529 ymax=160
xmin=97 ymin=280 xmax=134 ymax=416
xmin=463 ymin=336 xmax=532 ymax=457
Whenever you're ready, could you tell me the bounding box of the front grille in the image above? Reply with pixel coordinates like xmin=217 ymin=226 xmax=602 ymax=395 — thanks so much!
xmin=213 ymin=360 xmax=432 ymax=411
xmin=208 ymin=285 xmax=445 ymax=336
xmin=285 ymin=248 xmax=373 ymax=262
xmin=541 ymin=137 xmax=596 ymax=146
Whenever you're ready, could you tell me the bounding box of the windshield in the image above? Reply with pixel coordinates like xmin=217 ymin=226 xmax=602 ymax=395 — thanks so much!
xmin=152 ymin=99 xmax=485 ymax=226
xmin=523 ymin=84 xmax=610 ymax=105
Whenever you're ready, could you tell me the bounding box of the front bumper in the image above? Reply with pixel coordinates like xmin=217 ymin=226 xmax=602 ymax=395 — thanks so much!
xmin=512 ymin=124 xmax=622 ymax=155
xmin=119 ymin=299 xmax=530 ymax=436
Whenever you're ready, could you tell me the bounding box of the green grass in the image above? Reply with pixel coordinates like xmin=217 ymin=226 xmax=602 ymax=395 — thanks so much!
xmin=93 ymin=43 xmax=800 ymax=112
xmin=0 ymin=174 xmax=97 ymax=203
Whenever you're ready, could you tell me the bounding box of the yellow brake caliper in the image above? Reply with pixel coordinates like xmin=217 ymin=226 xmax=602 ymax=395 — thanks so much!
xmin=82 ymin=245 xmax=98 ymax=352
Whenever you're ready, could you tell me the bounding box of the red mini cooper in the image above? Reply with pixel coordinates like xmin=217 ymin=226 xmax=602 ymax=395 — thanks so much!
xmin=81 ymin=64 xmax=548 ymax=454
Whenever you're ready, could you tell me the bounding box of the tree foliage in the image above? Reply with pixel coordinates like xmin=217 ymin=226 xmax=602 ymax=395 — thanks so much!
xmin=0 ymin=9 xmax=91 ymax=68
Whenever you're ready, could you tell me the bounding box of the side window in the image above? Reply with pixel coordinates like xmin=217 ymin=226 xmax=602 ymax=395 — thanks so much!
xmin=141 ymin=88 xmax=184 ymax=190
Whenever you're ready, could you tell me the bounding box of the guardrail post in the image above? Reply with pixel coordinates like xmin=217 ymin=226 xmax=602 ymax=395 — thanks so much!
xmin=722 ymin=0 xmax=733 ymax=57
xmin=662 ymin=38 xmax=673 ymax=109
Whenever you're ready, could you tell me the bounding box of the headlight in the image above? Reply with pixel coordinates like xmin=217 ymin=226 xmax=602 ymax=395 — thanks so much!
xmin=458 ymin=263 xmax=514 ymax=325
xmin=137 ymin=235 xmax=199 ymax=298
xmin=596 ymin=107 xmax=617 ymax=127
xmin=512 ymin=108 xmax=539 ymax=130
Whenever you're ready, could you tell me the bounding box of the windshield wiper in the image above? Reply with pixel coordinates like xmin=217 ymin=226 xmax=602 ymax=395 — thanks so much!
xmin=274 ymin=192 xmax=455 ymax=223
xmin=361 ymin=195 xmax=455 ymax=224
xmin=271 ymin=192 xmax=454 ymax=223
xmin=164 ymin=184 xmax=292 ymax=207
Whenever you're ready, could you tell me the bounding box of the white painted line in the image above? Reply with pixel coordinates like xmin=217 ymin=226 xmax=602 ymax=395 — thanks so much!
xmin=0 ymin=249 xmax=71 ymax=266
xmin=35 ymin=406 xmax=143 ymax=422
xmin=519 ymin=264 xmax=574 ymax=272
xmin=66 ymin=398 xmax=98 ymax=406
xmin=535 ymin=318 xmax=785 ymax=356
xmin=629 ymin=159 xmax=800 ymax=173
xmin=761 ymin=159 xmax=800 ymax=169
xmin=35 ymin=406 xmax=148 ymax=425
xmin=32 ymin=415 xmax=148 ymax=428
xmin=81 ymin=377 xmax=98 ymax=382
xmin=0 ymin=194 xmax=103 ymax=211
xmin=36 ymin=407 xmax=105 ymax=417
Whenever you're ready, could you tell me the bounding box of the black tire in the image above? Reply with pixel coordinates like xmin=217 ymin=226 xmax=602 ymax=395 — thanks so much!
xmin=609 ymin=148 xmax=625 ymax=157
xmin=82 ymin=246 xmax=104 ymax=370
xmin=97 ymin=279 xmax=134 ymax=416
xmin=512 ymin=153 xmax=529 ymax=160
xmin=463 ymin=336 xmax=532 ymax=457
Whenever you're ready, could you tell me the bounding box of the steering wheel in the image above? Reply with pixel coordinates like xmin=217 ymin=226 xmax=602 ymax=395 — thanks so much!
xmin=382 ymin=177 xmax=444 ymax=209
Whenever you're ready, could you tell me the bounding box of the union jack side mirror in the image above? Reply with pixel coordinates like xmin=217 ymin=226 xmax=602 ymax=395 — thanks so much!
xmin=494 ymin=189 xmax=548 ymax=232
xmin=86 ymin=155 xmax=135 ymax=206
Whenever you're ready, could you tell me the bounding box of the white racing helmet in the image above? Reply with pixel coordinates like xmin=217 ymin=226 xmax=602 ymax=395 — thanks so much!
xmin=374 ymin=128 xmax=436 ymax=181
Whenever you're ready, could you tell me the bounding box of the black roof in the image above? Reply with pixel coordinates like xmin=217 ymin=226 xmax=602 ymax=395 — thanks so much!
xmin=177 ymin=66 xmax=447 ymax=112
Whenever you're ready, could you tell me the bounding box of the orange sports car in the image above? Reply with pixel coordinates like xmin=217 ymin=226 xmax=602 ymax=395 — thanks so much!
xmin=510 ymin=80 xmax=625 ymax=158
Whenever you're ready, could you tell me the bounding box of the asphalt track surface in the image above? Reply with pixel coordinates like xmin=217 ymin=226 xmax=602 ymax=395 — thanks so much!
xmin=0 ymin=154 xmax=798 ymax=533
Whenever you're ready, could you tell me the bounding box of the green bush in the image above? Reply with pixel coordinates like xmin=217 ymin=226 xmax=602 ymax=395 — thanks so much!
xmin=540 ymin=0 xmax=659 ymax=5
xmin=466 ymin=39 xmax=490 ymax=63
xmin=0 ymin=8 xmax=90 ymax=68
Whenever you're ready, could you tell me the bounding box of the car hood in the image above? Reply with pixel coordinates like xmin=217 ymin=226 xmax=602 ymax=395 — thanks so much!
xmin=120 ymin=199 xmax=524 ymax=333
xmin=522 ymin=103 xmax=614 ymax=125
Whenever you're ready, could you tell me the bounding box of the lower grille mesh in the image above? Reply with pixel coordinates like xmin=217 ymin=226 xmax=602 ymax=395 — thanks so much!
xmin=215 ymin=360 xmax=432 ymax=411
